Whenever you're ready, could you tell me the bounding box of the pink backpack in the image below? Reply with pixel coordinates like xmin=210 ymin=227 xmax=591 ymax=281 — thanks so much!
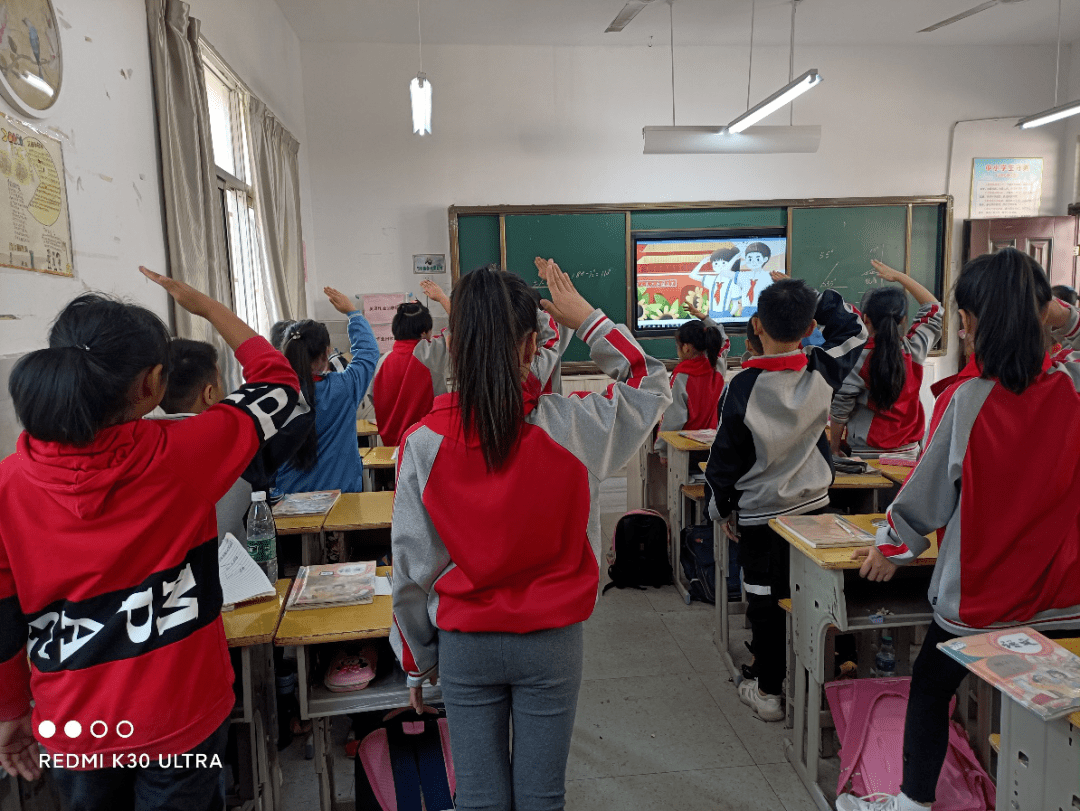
xmin=825 ymin=677 xmax=995 ymax=810
xmin=355 ymin=712 xmax=456 ymax=811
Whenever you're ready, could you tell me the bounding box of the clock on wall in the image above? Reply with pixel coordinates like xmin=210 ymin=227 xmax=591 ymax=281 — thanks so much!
xmin=0 ymin=0 xmax=62 ymax=118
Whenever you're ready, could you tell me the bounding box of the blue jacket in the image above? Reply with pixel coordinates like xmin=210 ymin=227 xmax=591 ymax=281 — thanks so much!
xmin=276 ymin=312 xmax=379 ymax=494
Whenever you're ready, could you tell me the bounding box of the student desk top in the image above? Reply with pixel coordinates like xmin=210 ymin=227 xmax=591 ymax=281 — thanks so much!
xmin=222 ymin=579 xmax=292 ymax=648
xmin=356 ymin=419 xmax=379 ymax=437
xmin=274 ymin=567 xmax=392 ymax=646
xmin=867 ymin=458 xmax=915 ymax=484
xmin=360 ymin=445 xmax=397 ymax=468
xmin=769 ymin=513 xmax=939 ymax=811
xmin=696 ymin=462 xmax=894 ymax=507
xmin=274 ymin=501 xmax=335 ymax=566
xmin=322 ymin=491 xmax=394 ymax=532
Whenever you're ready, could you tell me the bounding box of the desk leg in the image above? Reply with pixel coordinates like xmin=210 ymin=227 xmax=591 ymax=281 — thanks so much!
xmin=312 ymin=716 xmax=336 ymax=811
xmin=301 ymin=533 xmax=319 ymax=567
xmin=667 ymin=447 xmax=690 ymax=603
xmin=713 ymin=520 xmax=741 ymax=683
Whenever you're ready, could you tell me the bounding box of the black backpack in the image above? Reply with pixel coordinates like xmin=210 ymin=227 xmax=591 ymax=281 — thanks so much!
xmin=680 ymin=524 xmax=716 ymax=604
xmin=602 ymin=509 xmax=672 ymax=594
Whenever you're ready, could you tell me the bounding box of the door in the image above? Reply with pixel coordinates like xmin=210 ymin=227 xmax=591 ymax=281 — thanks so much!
xmin=963 ymin=216 xmax=1079 ymax=287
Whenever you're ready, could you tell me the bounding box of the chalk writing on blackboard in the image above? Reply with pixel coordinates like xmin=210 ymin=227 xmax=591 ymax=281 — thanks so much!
xmin=821 ymin=263 xmax=848 ymax=291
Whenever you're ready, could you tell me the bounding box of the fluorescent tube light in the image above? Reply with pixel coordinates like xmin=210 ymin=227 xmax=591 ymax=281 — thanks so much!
xmin=642 ymin=125 xmax=821 ymax=154
xmin=727 ymin=69 xmax=822 ymax=134
xmin=410 ymin=72 xmax=431 ymax=136
xmin=1017 ymin=98 xmax=1080 ymax=129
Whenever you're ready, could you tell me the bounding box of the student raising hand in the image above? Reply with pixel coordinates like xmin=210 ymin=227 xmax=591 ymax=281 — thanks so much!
xmin=141 ymin=265 xmax=256 ymax=350
xmin=325 ymin=286 xmax=355 ymax=315
xmin=536 ymin=258 xmax=594 ymax=330
xmin=420 ymin=279 xmax=451 ymax=314
xmin=685 ymin=300 xmax=708 ymax=320
xmin=769 ymin=270 xmax=790 ymax=283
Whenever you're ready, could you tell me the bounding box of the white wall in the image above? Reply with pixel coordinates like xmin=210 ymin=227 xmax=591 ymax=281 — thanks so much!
xmin=300 ymin=41 xmax=1077 ymax=384
xmin=0 ymin=0 xmax=310 ymax=455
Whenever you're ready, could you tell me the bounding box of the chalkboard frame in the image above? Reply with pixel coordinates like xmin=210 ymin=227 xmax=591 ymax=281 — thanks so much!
xmin=448 ymin=195 xmax=953 ymax=372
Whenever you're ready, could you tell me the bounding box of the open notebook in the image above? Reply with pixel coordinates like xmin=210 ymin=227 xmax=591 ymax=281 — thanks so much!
xmin=218 ymin=533 xmax=276 ymax=611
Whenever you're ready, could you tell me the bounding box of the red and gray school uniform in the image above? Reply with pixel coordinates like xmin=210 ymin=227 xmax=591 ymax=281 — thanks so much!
xmin=372 ymin=332 xmax=452 ymax=448
xmin=830 ymin=301 xmax=943 ymax=457
xmin=704 ymin=290 xmax=868 ymax=527
xmin=0 ymin=338 xmax=305 ymax=763
xmin=389 ymin=310 xmax=671 ymax=687
xmin=654 ymin=319 xmax=730 ymax=453
xmin=875 ymin=305 xmax=1080 ymax=636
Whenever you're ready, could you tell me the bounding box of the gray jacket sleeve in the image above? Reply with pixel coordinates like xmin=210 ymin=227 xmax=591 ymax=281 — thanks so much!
xmin=655 ymin=373 xmax=688 ymax=452
xmin=875 ymin=384 xmax=975 ymax=564
xmin=702 ymin=317 xmax=731 ymax=374
xmin=531 ymin=310 xmax=568 ymax=389
xmin=905 ymin=301 xmax=944 ymax=363
xmin=830 ymin=346 xmax=870 ymax=426
xmin=412 ymin=331 xmax=452 ymax=396
xmin=531 ymin=310 xmax=672 ymax=481
xmin=389 ymin=426 xmax=451 ymax=687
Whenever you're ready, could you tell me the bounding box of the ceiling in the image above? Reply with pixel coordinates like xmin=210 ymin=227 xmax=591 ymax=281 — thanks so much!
xmin=275 ymin=0 xmax=1080 ymax=48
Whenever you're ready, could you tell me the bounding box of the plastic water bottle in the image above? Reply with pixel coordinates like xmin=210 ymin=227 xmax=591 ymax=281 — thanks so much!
xmin=246 ymin=491 xmax=278 ymax=583
xmin=874 ymin=634 xmax=896 ymax=678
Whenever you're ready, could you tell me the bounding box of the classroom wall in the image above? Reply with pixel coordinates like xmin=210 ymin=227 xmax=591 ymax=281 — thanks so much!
xmin=300 ymin=40 xmax=1078 ymax=383
xmin=0 ymin=0 xmax=311 ymax=456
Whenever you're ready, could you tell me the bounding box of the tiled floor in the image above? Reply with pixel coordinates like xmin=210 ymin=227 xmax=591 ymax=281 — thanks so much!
xmin=277 ymin=474 xmax=818 ymax=811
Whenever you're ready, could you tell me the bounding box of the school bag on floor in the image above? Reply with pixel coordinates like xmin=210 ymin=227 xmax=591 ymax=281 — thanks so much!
xmin=680 ymin=524 xmax=715 ymax=604
xmin=602 ymin=509 xmax=672 ymax=594
xmin=354 ymin=709 xmax=456 ymax=811
xmin=825 ymin=677 xmax=995 ymax=811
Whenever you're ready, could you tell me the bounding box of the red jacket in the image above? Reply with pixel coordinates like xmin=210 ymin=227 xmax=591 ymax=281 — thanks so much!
xmin=372 ymin=335 xmax=451 ymax=447
xmin=0 ymin=337 xmax=302 ymax=762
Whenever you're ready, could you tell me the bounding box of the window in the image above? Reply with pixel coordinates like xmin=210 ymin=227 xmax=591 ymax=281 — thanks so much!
xmin=202 ymin=48 xmax=278 ymax=339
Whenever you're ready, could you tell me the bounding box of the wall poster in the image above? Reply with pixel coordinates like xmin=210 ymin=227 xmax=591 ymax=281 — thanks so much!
xmin=0 ymin=112 xmax=72 ymax=276
xmin=970 ymin=158 xmax=1044 ymax=219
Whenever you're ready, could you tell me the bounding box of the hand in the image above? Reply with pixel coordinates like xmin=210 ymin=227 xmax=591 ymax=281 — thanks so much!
xmin=140 ymin=266 xmax=215 ymax=318
xmin=420 ymin=279 xmax=450 ymax=309
xmin=852 ymin=546 xmax=898 ymax=582
xmin=685 ymin=300 xmax=707 ymax=320
xmin=325 ymin=287 xmax=355 ymax=315
xmin=871 ymin=260 xmax=903 ymax=283
xmin=536 ymin=258 xmax=594 ymax=331
xmin=721 ymin=516 xmax=739 ymax=543
xmin=0 ymin=713 xmax=41 ymax=781
xmin=409 ymin=686 xmax=424 ymax=715
xmin=1046 ymin=296 xmax=1073 ymax=330
xmin=769 ymin=271 xmax=790 ymax=283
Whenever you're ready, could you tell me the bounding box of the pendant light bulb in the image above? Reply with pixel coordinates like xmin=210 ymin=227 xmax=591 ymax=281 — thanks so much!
xmin=410 ymin=72 xmax=431 ymax=136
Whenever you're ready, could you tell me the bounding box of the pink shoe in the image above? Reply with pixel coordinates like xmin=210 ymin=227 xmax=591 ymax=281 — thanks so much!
xmin=325 ymin=645 xmax=378 ymax=692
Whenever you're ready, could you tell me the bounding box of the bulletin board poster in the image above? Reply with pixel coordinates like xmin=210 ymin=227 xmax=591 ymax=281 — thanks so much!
xmin=363 ymin=293 xmax=405 ymax=354
xmin=970 ymin=158 xmax=1043 ymax=219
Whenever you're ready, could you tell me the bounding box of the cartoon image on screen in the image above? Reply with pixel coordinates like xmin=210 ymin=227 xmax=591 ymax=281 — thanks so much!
xmin=634 ymin=235 xmax=787 ymax=333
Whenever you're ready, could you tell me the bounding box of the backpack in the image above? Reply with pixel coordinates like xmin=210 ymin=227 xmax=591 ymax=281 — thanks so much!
xmin=825 ymin=677 xmax=995 ymax=811
xmin=680 ymin=524 xmax=716 ymax=604
xmin=602 ymin=509 xmax=672 ymax=594
xmin=354 ymin=710 xmax=456 ymax=811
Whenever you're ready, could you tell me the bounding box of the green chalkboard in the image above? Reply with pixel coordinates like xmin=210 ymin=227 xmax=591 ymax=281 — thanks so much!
xmin=502 ymin=213 xmax=627 ymax=363
xmin=631 ymin=208 xmax=787 ymax=232
xmin=456 ymin=215 xmax=500 ymax=274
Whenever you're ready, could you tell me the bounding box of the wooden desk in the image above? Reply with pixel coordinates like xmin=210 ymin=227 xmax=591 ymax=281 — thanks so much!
xmin=994 ymin=637 xmax=1080 ymax=811
xmin=659 ymin=431 xmax=710 ymax=603
xmin=867 ymin=458 xmax=915 ymax=485
xmin=274 ymin=567 xmax=440 ymax=811
xmin=223 ymin=579 xmax=291 ymax=811
xmin=275 ymin=502 xmax=334 ymax=566
xmin=323 ymin=491 xmax=394 ymax=532
xmin=768 ymin=514 xmax=938 ymax=811
xmin=361 ymin=445 xmax=397 ymax=492
xmin=356 ymin=419 xmax=379 ymax=448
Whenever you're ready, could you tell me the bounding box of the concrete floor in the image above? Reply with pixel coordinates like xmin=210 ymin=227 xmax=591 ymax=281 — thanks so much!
xmin=278 ymin=474 xmax=819 ymax=811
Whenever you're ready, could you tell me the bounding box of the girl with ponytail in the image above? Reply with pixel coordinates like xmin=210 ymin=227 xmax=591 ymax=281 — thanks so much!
xmin=389 ymin=260 xmax=671 ymax=811
xmin=830 ymin=260 xmax=942 ymax=459
xmin=274 ymin=286 xmax=379 ymax=494
xmin=654 ymin=303 xmax=729 ymax=454
xmin=840 ymin=248 xmax=1080 ymax=811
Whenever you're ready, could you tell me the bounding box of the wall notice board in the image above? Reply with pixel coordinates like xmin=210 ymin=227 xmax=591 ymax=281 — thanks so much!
xmin=449 ymin=197 xmax=951 ymax=368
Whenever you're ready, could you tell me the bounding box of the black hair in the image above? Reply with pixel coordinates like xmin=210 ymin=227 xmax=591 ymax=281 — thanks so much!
xmin=161 ymin=339 xmax=219 ymax=414
xmin=862 ymin=287 xmax=908 ymax=411
xmin=676 ymin=318 xmax=724 ymax=369
xmin=1053 ymin=285 xmax=1078 ymax=306
xmin=745 ymin=327 xmax=764 ymax=356
xmin=954 ymin=247 xmax=1052 ymax=395
xmin=744 ymin=242 xmax=771 ymax=260
xmin=708 ymin=246 xmax=741 ymax=269
xmin=281 ymin=319 xmax=331 ymax=470
xmin=449 ymin=264 xmax=537 ymax=471
xmin=391 ymin=301 xmax=433 ymax=341
xmin=9 ymin=293 xmax=171 ymax=445
xmin=755 ymin=278 xmax=818 ymax=343
xmin=269 ymin=320 xmax=295 ymax=351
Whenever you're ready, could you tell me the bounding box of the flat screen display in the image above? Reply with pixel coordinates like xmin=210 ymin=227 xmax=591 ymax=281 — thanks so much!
xmin=634 ymin=233 xmax=788 ymax=334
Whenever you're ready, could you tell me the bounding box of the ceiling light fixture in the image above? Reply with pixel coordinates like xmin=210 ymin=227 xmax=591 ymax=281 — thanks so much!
xmin=1017 ymin=0 xmax=1079 ymax=130
xmin=728 ymin=69 xmax=822 ymax=134
xmin=410 ymin=0 xmax=431 ymax=135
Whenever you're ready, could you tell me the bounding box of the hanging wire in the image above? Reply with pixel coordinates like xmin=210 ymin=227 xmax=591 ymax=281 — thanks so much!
xmin=670 ymin=0 xmax=676 ymax=126
xmin=1054 ymin=0 xmax=1062 ymax=105
xmin=789 ymin=0 xmax=797 ymax=124
xmin=417 ymin=0 xmax=424 ymax=73
xmin=746 ymin=0 xmax=756 ymax=111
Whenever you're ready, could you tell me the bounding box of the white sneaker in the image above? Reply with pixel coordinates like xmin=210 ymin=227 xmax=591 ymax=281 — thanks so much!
xmin=835 ymin=793 xmax=926 ymax=811
xmin=737 ymin=678 xmax=784 ymax=721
